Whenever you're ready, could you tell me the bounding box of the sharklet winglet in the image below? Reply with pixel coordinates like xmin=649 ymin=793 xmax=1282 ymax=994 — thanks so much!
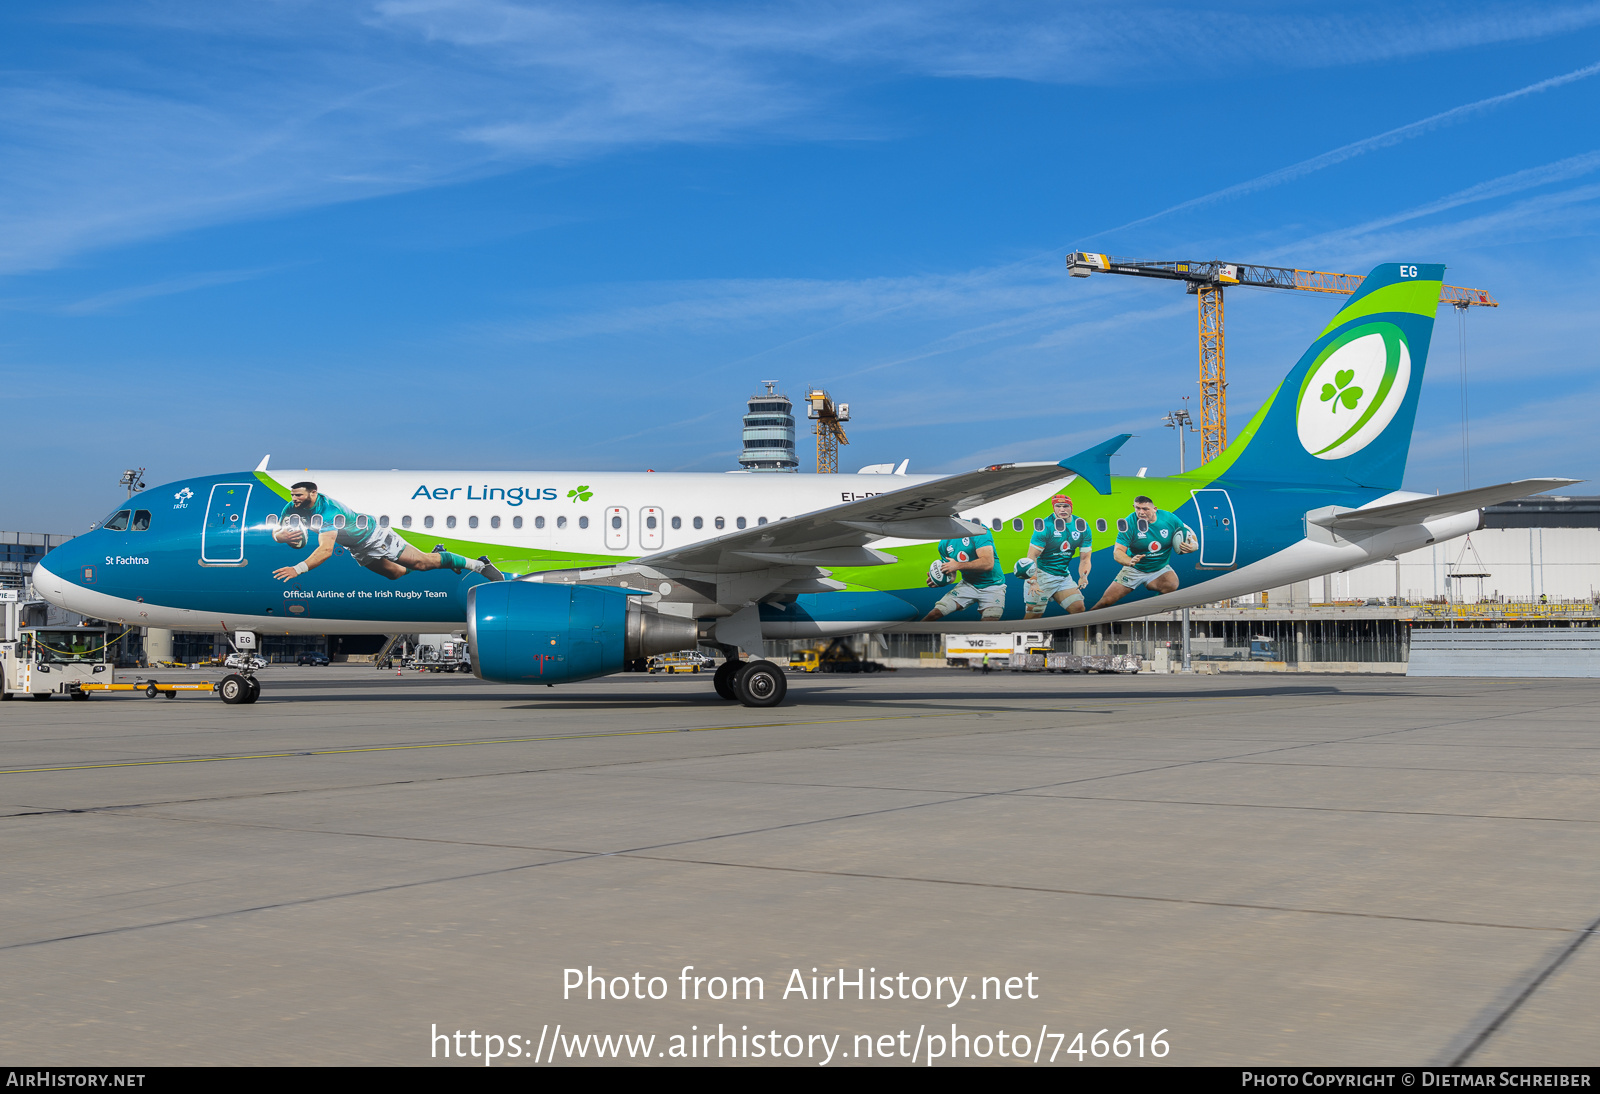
xmin=254 ymin=454 xmax=270 ymax=473
xmin=1058 ymin=434 xmax=1131 ymax=496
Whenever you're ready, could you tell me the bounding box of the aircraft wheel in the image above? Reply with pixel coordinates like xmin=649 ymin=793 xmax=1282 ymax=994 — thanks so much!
xmin=735 ymin=660 xmax=787 ymax=708
xmin=218 ymin=674 xmax=250 ymax=705
xmin=244 ymin=677 xmax=261 ymax=704
xmin=712 ymin=660 xmax=741 ymax=701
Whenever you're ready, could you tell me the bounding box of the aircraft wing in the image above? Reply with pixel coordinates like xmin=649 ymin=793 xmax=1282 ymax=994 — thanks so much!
xmin=630 ymin=447 xmax=1123 ymax=575
xmin=1309 ymin=478 xmax=1580 ymax=533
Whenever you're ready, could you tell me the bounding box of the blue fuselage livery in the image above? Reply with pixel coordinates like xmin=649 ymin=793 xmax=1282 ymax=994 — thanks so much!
xmin=32 ymin=265 xmax=1573 ymax=706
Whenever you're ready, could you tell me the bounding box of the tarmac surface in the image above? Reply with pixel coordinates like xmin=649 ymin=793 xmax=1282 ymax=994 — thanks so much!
xmin=2 ymin=665 xmax=1597 ymax=1067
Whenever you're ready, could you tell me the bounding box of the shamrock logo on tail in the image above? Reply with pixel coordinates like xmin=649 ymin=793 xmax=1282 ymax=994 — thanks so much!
xmin=567 ymin=485 xmax=593 ymax=502
xmin=1320 ymin=368 xmax=1363 ymax=413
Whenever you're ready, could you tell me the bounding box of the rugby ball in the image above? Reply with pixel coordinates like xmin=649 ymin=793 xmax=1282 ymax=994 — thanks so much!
xmin=927 ymin=559 xmax=951 ymax=587
xmin=1013 ymin=558 xmax=1037 ymax=578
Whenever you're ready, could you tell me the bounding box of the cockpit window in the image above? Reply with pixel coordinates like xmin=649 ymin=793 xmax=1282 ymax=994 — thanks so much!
xmin=103 ymin=510 xmax=131 ymax=531
xmin=131 ymin=510 xmax=152 ymax=531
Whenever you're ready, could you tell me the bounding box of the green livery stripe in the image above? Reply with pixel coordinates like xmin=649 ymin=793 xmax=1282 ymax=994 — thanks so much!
xmin=396 ymin=531 xmax=617 ymax=573
xmin=1317 ymin=278 xmax=1443 ymax=339
xmin=254 ymin=471 xmax=292 ymax=501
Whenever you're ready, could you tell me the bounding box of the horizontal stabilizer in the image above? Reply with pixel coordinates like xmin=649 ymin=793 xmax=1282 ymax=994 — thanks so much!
xmin=1058 ymin=434 xmax=1132 ymax=496
xmin=1309 ymin=478 xmax=1580 ymax=532
xmin=838 ymin=516 xmax=985 ymax=539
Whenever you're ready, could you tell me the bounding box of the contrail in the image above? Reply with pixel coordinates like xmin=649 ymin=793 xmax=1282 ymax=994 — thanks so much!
xmin=1093 ymin=59 xmax=1600 ymax=237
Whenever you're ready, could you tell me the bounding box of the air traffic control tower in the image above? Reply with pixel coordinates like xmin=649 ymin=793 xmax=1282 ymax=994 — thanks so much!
xmin=739 ymin=381 xmax=798 ymax=472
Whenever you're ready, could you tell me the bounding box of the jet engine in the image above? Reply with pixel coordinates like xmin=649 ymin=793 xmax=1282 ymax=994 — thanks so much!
xmin=469 ymin=580 xmax=699 ymax=685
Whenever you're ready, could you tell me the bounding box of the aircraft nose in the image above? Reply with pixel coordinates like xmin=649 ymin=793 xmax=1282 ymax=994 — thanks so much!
xmin=31 ymin=555 xmax=71 ymax=607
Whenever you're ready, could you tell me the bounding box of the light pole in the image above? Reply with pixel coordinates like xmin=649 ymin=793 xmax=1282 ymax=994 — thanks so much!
xmin=1162 ymin=401 xmax=1197 ymax=473
xmin=119 ymin=468 xmax=146 ymax=497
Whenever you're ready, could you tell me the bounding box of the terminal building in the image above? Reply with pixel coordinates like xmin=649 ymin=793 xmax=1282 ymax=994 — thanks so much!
xmin=738 ymin=382 xmax=799 ymax=472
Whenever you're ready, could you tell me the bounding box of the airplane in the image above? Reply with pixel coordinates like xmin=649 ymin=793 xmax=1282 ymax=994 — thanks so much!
xmin=30 ymin=262 xmax=1573 ymax=708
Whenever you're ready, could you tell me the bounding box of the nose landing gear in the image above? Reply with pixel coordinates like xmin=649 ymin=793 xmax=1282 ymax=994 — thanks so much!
xmin=218 ymin=672 xmax=261 ymax=705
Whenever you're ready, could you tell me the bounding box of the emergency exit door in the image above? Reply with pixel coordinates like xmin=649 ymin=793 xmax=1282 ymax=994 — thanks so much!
xmin=1190 ymin=488 xmax=1236 ymax=568
xmin=202 ymin=483 xmax=253 ymax=565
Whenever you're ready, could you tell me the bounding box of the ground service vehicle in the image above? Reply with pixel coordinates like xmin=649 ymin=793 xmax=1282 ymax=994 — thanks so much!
xmin=647 ymin=652 xmax=704 ymax=674
xmin=1 ymin=626 xmax=114 ymax=700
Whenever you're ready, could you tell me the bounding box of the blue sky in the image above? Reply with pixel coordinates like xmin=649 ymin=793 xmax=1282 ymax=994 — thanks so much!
xmin=3 ymin=1 xmax=1599 ymax=531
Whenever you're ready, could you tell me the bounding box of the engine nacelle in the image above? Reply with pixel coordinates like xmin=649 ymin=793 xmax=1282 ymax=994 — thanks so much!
xmin=469 ymin=581 xmax=699 ymax=684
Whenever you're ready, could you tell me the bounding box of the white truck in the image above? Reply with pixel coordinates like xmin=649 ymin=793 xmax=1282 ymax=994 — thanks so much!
xmin=942 ymin=632 xmax=1048 ymax=669
xmin=1 ymin=625 xmax=115 ymax=700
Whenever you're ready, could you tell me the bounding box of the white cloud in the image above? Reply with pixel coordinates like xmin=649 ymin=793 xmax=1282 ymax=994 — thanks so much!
xmin=3 ymin=1 xmax=1597 ymax=274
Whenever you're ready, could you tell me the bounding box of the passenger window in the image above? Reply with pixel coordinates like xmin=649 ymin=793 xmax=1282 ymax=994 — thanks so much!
xmin=1076 ymin=518 xmax=1088 ymax=533
xmin=534 ymin=516 xmax=544 ymax=529
xmin=991 ymin=518 xmax=1001 ymax=530
xmin=757 ymin=517 xmax=767 ymax=525
xmin=714 ymin=517 xmax=725 ymax=530
xmin=402 ymin=516 xmax=413 ymax=528
xmin=468 ymin=516 xmax=479 ymax=529
xmin=102 ymin=509 xmax=132 ymax=531
xmin=1095 ymin=519 xmax=1107 ymax=533
xmin=693 ymin=517 xmax=703 ymax=530
xmin=557 ymin=516 xmax=567 ymax=529
xmin=310 ymin=515 xmax=324 ymax=530
xmin=1012 ymin=518 xmax=1023 ymax=532
xmin=611 ymin=515 xmax=622 ymax=529
xmin=578 ymin=516 xmax=589 ymax=529
xmin=379 ymin=515 xmax=389 ymax=528
xmin=356 ymin=514 xmax=369 ymax=531
xmin=1033 ymin=518 xmax=1044 ymax=532
xmin=647 ymin=515 xmax=658 ymax=529
xmin=423 ymin=516 xmax=434 ymax=529
xmin=490 ymin=516 xmax=500 ymax=529
xmin=446 ymin=516 xmax=457 ymax=529
xmin=131 ymin=510 xmax=152 ymax=531
xmin=736 ymin=517 xmax=747 ymax=530
xmin=266 ymin=513 xmax=281 ymax=527
xmin=332 ymin=514 xmax=346 ymax=530
xmin=1117 ymin=519 xmax=1128 ymax=532
xmin=671 ymin=516 xmax=681 ymax=530
xmin=1055 ymin=518 xmax=1066 ymax=532
xmin=512 ymin=516 xmax=523 ymax=529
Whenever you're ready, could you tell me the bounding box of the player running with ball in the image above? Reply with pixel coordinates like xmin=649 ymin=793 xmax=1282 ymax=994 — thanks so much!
xmin=1019 ymin=493 xmax=1092 ymax=619
xmin=1090 ymin=495 xmax=1196 ymax=610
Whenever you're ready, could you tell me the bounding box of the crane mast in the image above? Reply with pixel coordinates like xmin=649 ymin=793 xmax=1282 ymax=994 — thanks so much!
xmin=1067 ymin=252 xmax=1498 ymax=464
xmin=805 ymin=388 xmax=850 ymax=474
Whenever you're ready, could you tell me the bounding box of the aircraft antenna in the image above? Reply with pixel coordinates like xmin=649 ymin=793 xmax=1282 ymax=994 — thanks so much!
xmin=1066 ymin=253 xmax=1499 ymax=464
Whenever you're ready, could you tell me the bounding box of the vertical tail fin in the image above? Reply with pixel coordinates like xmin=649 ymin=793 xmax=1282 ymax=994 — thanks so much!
xmin=1217 ymin=263 xmax=1444 ymax=490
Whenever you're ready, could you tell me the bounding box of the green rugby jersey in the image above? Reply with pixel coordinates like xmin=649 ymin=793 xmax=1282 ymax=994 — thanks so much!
xmin=938 ymin=533 xmax=1004 ymax=589
xmin=1029 ymin=518 xmax=1092 ymax=577
xmin=1115 ymin=510 xmax=1193 ymax=573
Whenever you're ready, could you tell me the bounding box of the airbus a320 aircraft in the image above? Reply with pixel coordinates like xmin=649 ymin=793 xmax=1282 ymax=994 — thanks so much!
xmin=32 ymin=264 xmax=1572 ymax=707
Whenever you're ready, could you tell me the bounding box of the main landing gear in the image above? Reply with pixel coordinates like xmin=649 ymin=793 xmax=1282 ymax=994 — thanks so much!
xmin=712 ymin=657 xmax=787 ymax=708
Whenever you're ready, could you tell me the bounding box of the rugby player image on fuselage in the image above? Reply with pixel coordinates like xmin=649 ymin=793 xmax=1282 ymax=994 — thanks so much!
xmin=1020 ymin=494 xmax=1092 ymax=619
xmin=1090 ymin=495 xmax=1196 ymax=610
xmin=270 ymin=482 xmax=506 ymax=583
xmin=922 ymin=531 xmax=1006 ymax=622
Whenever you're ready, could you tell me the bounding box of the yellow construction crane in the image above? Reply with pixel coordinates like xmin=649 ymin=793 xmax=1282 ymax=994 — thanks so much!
xmin=1066 ymin=253 xmax=1499 ymax=465
xmin=805 ymin=388 xmax=850 ymax=473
